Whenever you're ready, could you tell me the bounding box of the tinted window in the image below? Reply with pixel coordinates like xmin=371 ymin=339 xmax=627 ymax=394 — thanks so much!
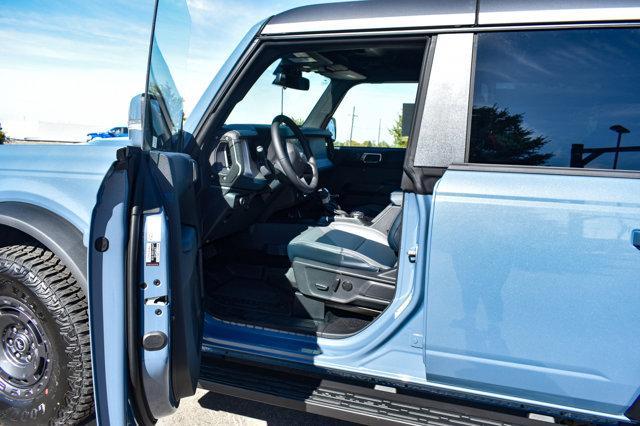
xmin=470 ymin=29 xmax=640 ymax=171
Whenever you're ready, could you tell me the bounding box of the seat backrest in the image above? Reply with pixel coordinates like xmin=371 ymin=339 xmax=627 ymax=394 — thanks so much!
xmin=387 ymin=210 xmax=402 ymax=253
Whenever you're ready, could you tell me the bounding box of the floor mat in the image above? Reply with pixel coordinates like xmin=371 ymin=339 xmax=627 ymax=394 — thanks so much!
xmin=205 ymin=260 xmax=372 ymax=336
xmin=209 ymin=278 xmax=291 ymax=316
xmin=206 ymin=263 xmax=293 ymax=317
xmin=321 ymin=314 xmax=370 ymax=336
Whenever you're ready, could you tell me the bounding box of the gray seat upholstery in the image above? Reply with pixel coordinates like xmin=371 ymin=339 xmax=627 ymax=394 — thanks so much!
xmin=288 ymin=221 xmax=397 ymax=272
xmin=288 ymin=196 xmax=403 ymax=314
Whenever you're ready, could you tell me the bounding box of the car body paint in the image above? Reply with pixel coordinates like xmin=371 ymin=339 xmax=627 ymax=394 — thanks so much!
xmin=0 ymin=144 xmax=121 ymax=246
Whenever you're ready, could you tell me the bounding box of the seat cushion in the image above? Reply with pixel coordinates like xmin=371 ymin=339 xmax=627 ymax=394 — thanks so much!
xmin=288 ymin=222 xmax=397 ymax=271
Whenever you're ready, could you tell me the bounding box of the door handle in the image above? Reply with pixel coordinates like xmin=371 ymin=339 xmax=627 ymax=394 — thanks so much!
xmin=633 ymin=230 xmax=640 ymax=250
xmin=361 ymin=153 xmax=382 ymax=164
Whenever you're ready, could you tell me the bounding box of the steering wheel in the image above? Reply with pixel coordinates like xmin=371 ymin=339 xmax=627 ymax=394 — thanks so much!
xmin=270 ymin=115 xmax=319 ymax=193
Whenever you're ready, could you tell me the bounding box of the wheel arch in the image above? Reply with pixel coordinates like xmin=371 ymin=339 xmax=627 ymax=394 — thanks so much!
xmin=0 ymin=202 xmax=87 ymax=293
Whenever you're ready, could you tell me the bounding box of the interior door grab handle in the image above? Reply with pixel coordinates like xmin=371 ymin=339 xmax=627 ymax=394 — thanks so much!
xmin=361 ymin=153 xmax=382 ymax=164
xmin=633 ymin=230 xmax=640 ymax=250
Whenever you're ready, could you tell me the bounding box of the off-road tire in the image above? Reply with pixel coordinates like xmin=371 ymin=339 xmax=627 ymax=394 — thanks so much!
xmin=0 ymin=245 xmax=93 ymax=425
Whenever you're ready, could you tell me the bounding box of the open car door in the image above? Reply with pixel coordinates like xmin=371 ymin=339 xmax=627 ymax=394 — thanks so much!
xmin=88 ymin=0 xmax=203 ymax=424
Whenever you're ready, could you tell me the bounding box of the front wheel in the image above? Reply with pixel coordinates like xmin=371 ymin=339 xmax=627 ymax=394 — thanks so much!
xmin=0 ymin=246 xmax=93 ymax=425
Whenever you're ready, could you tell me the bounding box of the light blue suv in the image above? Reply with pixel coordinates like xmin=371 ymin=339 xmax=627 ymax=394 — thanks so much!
xmin=2 ymin=0 xmax=640 ymax=425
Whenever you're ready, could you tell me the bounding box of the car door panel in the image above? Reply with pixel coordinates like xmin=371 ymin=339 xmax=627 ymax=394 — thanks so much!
xmin=89 ymin=156 xmax=131 ymax=425
xmin=89 ymin=148 xmax=202 ymax=423
xmin=327 ymin=146 xmax=405 ymax=212
xmin=89 ymin=0 xmax=203 ymax=420
xmin=147 ymin=151 xmax=202 ymax=401
xmin=425 ymin=169 xmax=640 ymax=415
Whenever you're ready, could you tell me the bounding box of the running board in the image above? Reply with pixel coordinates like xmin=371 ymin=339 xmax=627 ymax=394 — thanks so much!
xmin=199 ymin=357 xmax=546 ymax=426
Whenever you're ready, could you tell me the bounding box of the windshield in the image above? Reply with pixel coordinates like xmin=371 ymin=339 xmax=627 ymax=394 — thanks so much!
xmin=145 ymin=0 xmax=191 ymax=151
xmin=225 ymin=60 xmax=330 ymax=127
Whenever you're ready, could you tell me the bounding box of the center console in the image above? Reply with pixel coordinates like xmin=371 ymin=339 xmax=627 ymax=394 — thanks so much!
xmin=318 ymin=188 xmax=402 ymax=236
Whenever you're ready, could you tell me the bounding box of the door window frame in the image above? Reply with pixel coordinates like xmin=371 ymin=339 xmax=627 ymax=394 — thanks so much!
xmin=192 ymin=34 xmax=432 ymax=171
xmin=400 ymin=24 xmax=640 ymax=195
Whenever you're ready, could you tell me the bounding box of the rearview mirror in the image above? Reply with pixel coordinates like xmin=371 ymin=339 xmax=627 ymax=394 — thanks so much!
xmin=272 ymin=64 xmax=310 ymax=91
xmin=326 ymin=117 xmax=337 ymax=142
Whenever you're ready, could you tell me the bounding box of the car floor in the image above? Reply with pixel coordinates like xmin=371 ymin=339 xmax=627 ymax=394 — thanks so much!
xmin=204 ymin=247 xmax=371 ymax=337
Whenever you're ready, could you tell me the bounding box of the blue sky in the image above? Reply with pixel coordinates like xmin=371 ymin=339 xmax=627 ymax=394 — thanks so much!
xmin=0 ymin=0 xmax=348 ymax=140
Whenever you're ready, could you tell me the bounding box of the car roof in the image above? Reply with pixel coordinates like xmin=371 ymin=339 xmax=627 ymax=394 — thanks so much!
xmin=262 ymin=0 xmax=640 ymax=35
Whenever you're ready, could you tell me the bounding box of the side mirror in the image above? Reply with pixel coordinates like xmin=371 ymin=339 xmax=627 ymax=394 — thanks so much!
xmin=326 ymin=117 xmax=337 ymax=142
xmin=128 ymin=94 xmax=145 ymax=147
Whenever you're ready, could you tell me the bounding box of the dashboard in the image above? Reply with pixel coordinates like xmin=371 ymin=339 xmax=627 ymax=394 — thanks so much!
xmin=210 ymin=124 xmax=333 ymax=190
xmin=202 ymin=124 xmax=334 ymax=241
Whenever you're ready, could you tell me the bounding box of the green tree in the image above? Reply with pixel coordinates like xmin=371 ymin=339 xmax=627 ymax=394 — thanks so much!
xmin=469 ymin=105 xmax=552 ymax=165
xmin=0 ymin=124 xmax=5 ymax=145
xmin=388 ymin=112 xmax=408 ymax=148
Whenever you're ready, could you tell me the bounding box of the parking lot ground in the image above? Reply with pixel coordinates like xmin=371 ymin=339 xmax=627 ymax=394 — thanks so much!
xmin=158 ymin=388 xmax=357 ymax=425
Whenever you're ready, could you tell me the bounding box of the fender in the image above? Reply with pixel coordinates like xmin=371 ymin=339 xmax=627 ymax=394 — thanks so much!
xmin=0 ymin=202 xmax=87 ymax=292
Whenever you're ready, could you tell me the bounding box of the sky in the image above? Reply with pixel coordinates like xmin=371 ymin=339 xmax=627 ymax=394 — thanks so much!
xmin=0 ymin=0 xmax=349 ymax=141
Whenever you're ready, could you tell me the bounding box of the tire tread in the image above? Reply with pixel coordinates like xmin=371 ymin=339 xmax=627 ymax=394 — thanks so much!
xmin=0 ymin=245 xmax=93 ymax=425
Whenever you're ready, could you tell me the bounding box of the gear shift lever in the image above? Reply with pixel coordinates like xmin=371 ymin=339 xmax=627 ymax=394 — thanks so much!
xmin=318 ymin=187 xmax=331 ymax=205
xmin=317 ymin=188 xmax=346 ymax=216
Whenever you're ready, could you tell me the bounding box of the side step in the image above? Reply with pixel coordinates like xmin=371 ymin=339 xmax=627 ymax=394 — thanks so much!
xmin=199 ymin=357 xmax=546 ymax=426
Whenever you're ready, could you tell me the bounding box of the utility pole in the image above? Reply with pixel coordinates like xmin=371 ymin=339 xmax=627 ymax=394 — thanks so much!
xmin=610 ymin=124 xmax=630 ymax=170
xmin=349 ymin=106 xmax=357 ymax=143
xmin=377 ymin=118 xmax=381 ymax=145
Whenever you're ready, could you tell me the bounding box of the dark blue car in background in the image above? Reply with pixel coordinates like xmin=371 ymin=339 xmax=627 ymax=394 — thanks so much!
xmin=86 ymin=126 xmax=128 ymax=141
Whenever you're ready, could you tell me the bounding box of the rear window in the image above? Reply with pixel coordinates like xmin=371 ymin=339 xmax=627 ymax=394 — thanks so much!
xmin=469 ymin=29 xmax=640 ymax=171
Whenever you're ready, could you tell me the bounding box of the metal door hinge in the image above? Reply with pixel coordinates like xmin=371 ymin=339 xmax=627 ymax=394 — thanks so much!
xmin=407 ymin=246 xmax=418 ymax=263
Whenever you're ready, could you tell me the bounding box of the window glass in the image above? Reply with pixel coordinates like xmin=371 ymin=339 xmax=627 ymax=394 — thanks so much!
xmin=226 ymin=60 xmax=330 ymax=126
xmin=470 ymin=29 xmax=640 ymax=171
xmin=332 ymin=83 xmax=418 ymax=148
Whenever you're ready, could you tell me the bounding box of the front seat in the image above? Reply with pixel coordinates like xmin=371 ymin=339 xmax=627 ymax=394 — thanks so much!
xmin=286 ymin=195 xmax=402 ymax=313
xmin=288 ymin=219 xmax=399 ymax=272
